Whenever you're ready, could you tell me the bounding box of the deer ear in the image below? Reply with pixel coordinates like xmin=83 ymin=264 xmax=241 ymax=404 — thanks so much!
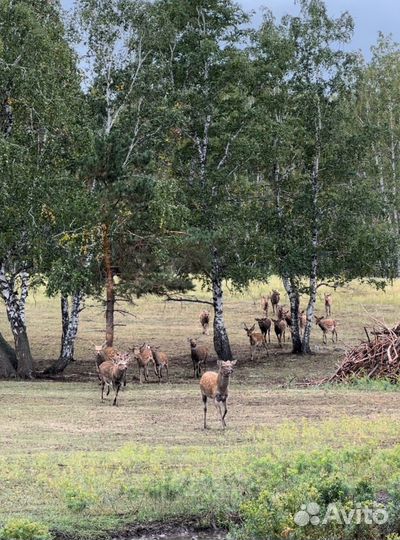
xmin=230 ymin=360 xmax=237 ymax=366
xmin=217 ymin=360 xmax=222 ymax=367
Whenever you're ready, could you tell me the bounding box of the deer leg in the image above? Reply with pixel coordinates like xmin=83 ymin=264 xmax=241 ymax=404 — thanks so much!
xmin=113 ymin=383 xmax=121 ymax=406
xmin=222 ymin=398 xmax=227 ymax=427
xmin=101 ymin=381 xmax=105 ymax=401
xmin=139 ymin=366 xmax=143 ymax=384
xmin=202 ymin=394 xmax=208 ymax=429
xmin=323 ymin=332 xmax=327 ymax=345
xmin=214 ymin=397 xmax=225 ymax=429
xmin=106 ymin=384 xmax=110 ymax=396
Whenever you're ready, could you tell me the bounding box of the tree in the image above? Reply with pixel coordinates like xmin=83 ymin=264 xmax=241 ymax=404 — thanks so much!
xmin=73 ymin=0 xmax=192 ymax=347
xmin=358 ymin=35 xmax=400 ymax=275
xmin=251 ymin=0 xmax=397 ymax=354
xmin=0 ymin=0 xmax=86 ymax=377
xmin=158 ymin=0 xmax=264 ymax=360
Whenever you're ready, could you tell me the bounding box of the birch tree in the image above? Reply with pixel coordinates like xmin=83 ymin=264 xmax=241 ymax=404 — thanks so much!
xmin=251 ymin=0 xmax=396 ymax=354
xmin=358 ymin=35 xmax=400 ymax=275
xmin=159 ymin=0 xmax=263 ymax=360
xmin=0 ymin=0 xmax=86 ymax=377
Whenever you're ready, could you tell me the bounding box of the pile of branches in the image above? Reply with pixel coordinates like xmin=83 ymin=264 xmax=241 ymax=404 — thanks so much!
xmin=320 ymin=321 xmax=400 ymax=384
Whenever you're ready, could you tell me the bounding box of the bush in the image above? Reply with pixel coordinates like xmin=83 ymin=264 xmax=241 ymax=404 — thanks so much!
xmin=0 ymin=519 xmax=52 ymax=540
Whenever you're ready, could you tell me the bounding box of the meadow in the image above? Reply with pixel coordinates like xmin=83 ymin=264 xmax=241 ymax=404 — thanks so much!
xmin=1 ymin=279 xmax=400 ymax=540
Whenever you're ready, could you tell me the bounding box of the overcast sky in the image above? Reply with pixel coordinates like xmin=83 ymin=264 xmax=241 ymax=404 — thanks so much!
xmin=61 ymin=0 xmax=400 ymax=59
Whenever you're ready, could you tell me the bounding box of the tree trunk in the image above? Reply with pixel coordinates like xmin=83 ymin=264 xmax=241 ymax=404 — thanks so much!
xmin=302 ymin=153 xmax=320 ymax=354
xmin=0 ymin=332 xmax=17 ymax=377
xmin=302 ymin=252 xmax=318 ymax=354
xmin=211 ymin=249 xmax=232 ymax=360
xmin=14 ymin=328 xmax=33 ymax=378
xmin=103 ymin=224 xmax=115 ymax=347
xmin=19 ymin=271 xmax=29 ymax=325
xmin=44 ymin=292 xmax=84 ymax=375
xmin=0 ymin=265 xmax=34 ymax=378
xmin=282 ymin=276 xmax=303 ymax=354
xmin=302 ymin=98 xmax=322 ymax=355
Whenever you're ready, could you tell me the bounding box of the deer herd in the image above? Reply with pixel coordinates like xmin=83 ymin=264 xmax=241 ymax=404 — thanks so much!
xmin=93 ymin=289 xmax=338 ymax=429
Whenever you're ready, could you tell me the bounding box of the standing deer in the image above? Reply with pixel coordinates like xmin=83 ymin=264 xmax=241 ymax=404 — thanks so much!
xmin=255 ymin=317 xmax=272 ymax=343
xmin=132 ymin=343 xmax=154 ymax=384
xmin=199 ymin=310 xmax=210 ymax=335
xmin=200 ymin=360 xmax=237 ymax=429
xmin=315 ymin=316 xmax=338 ymax=344
xmin=270 ymin=290 xmax=280 ymax=314
xmin=243 ymin=323 xmax=268 ymax=360
xmin=260 ymin=295 xmax=270 ymax=315
xmin=151 ymin=346 xmax=169 ymax=383
xmin=324 ymin=293 xmax=333 ymax=317
xmin=189 ymin=338 xmax=209 ymax=378
xmin=272 ymin=319 xmax=287 ymax=347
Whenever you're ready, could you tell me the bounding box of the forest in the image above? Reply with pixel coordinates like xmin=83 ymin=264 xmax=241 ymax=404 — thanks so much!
xmin=1 ymin=1 xmax=400 ymax=539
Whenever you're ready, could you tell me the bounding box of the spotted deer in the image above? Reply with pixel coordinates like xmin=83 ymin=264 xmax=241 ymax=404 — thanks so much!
xmin=189 ymin=338 xmax=209 ymax=378
xmin=243 ymin=323 xmax=268 ymax=360
xmin=324 ymin=293 xmax=333 ymax=317
xmin=94 ymin=343 xmax=128 ymax=386
xmin=272 ymin=318 xmax=287 ymax=347
xmin=255 ymin=317 xmax=272 ymax=343
xmin=270 ymin=290 xmax=280 ymax=314
xmin=96 ymin=354 xmax=129 ymax=406
xmin=150 ymin=346 xmax=169 ymax=383
xmin=199 ymin=310 xmax=210 ymax=335
xmin=260 ymin=295 xmax=270 ymax=315
xmin=315 ymin=316 xmax=338 ymax=344
xmin=132 ymin=343 xmax=154 ymax=383
xmin=200 ymin=360 xmax=237 ymax=429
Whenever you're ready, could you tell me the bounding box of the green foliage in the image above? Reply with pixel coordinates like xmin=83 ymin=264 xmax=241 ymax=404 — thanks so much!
xmin=0 ymin=519 xmax=52 ymax=540
xmin=63 ymin=487 xmax=96 ymax=513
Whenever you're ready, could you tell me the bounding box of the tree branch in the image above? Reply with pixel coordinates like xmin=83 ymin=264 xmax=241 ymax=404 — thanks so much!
xmin=163 ymin=294 xmax=213 ymax=307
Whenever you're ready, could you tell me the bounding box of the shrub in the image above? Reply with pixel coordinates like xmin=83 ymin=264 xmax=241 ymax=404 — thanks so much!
xmin=0 ymin=519 xmax=52 ymax=540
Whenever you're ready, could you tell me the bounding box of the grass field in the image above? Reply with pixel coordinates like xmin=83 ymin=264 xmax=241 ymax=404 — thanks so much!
xmin=1 ymin=279 xmax=400 ymax=540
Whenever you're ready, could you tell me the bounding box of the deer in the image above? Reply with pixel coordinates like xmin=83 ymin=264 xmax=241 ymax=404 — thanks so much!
xmin=260 ymin=295 xmax=270 ymax=315
xmin=200 ymin=359 xmax=237 ymax=429
xmin=324 ymin=293 xmax=333 ymax=317
xmin=96 ymin=353 xmax=129 ymax=406
xmin=94 ymin=342 xmax=118 ymax=366
xmin=270 ymin=290 xmax=280 ymax=314
xmin=272 ymin=318 xmax=287 ymax=347
xmin=199 ymin=310 xmax=210 ymax=335
xmin=94 ymin=342 xmax=128 ymax=386
xmin=255 ymin=317 xmax=272 ymax=343
xmin=315 ymin=316 xmax=338 ymax=344
xmin=131 ymin=343 xmax=154 ymax=384
xmin=277 ymin=304 xmax=291 ymax=324
xmin=189 ymin=338 xmax=209 ymax=378
xmin=281 ymin=308 xmax=306 ymax=334
xmin=243 ymin=323 xmax=268 ymax=360
xmin=150 ymin=346 xmax=169 ymax=383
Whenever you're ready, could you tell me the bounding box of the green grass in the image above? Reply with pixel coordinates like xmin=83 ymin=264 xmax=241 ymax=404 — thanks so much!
xmin=1 ymin=278 xmax=400 ymax=539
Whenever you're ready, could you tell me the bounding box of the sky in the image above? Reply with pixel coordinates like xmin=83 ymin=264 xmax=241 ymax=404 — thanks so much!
xmin=61 ymin=0 xmax=400 ymax=60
